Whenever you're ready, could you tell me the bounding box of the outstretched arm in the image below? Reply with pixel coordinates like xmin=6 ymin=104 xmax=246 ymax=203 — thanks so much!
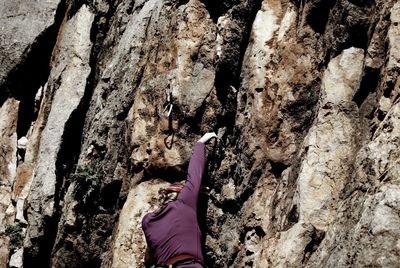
xmin=177 ymin=133 xmax=217 ymax=210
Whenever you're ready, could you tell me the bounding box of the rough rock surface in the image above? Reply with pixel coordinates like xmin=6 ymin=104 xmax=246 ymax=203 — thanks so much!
xmin=0 ymin=0 xmax=61 ymax=82
xmin=0 ymin=98 xmax=18 ymax=268
xmin=110 ymin=180 xmax=169 ymax=268
xmin=0 ymin=0 xmax=400 ymax=267
xmin=23 ymin=4 xmax=94 ymax=267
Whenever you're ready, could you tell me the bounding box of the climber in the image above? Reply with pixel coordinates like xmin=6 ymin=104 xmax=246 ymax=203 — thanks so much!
xmin=142 ymin=132 xmax=217 ymax=268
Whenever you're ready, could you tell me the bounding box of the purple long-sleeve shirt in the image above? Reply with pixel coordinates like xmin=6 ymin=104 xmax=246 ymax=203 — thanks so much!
xmin=142 ymin=142 xmax=206 ymax=267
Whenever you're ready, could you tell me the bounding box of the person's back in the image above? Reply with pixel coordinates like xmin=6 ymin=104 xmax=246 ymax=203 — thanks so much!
xmin=142 ymin=199 xmax=203 ymax=264
xmin=142 ymin=134 xmax=216 ymax=268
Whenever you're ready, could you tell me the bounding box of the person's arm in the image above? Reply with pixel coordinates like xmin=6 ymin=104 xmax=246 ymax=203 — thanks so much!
xmin=177 ymin=133 xmax=217 ymax=209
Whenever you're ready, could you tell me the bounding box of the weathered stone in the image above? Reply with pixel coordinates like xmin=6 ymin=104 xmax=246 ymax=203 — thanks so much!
xmin=9 ymin=248 xmax=23 ymax=268
xmin=25 ymin=4 xmax=94 ymax=263
xmin=12 ymin=82 xmax=52 ymax=227
xmin=264 ymin=223 xmax=315 ymax=268
xmin=109 ymin=180 xmax=169 ymax=268
xmin=0 ymin=98 xmax=18 ymax=268
xmin=306 ymin=52 xmax=400 ymax=268
xmin=51 ymin=0 xmax=211 ymax=265
xmin=298 ymin=47 xmax=364 ymax=231
xmin=0 ymin=98 xmax=18 ymax=187
xmin=387 ymin=2 xmax=400 ymax=71
xmin=2 ymin=0 xmax=400 ymax=267
xmin=0 ymin=0 xmax=61 ymax=82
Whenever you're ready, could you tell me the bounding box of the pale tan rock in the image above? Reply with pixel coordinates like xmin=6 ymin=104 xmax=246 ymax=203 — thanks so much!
xmin=379 ymin=96 xmax=392 ymax=112
xmin=9 ymin=248 xmax=23 ymax=268
xmin=306 ymin=96 xmax=400 ymax=268
xmin=221 ymin=179 xmax=236 ymax=200
xmin=216 ymin=15 xmax=229 ymax=59
xmin=16 ymin=137 xmax=27 ymax=150
xmin=264 ymin=223 xmax=314 ymax=268
xmin=110 ymin=180 xmax=169 ymax=268
xmin=14 ymin=199 xmax=26 ymax=225
xmin=297 ymin=48 xmax=364 ymax=231
xmin=388 ymin=2 xmax=400 ymax=70
xmin=321 ymin=47 xmax=364 ymax=105
xmin=245 ymin=0 xmax=283 ymax=95
xmin=175 ymin=2 xmax=216 ymax=117
xmin=125 ymin=0 xmax=216 ymax=172
xmin=0 ymin=98 xmax=18 ymax=268
xmin=0 ymin=98 xmax=18 ymax=186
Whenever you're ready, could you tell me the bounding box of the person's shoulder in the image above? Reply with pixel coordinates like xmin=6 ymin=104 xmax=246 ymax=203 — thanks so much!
xmin=194 ymin=142 xmax=205 ymax=148
xmin=142 ymin=212 xmax=152 ymax=227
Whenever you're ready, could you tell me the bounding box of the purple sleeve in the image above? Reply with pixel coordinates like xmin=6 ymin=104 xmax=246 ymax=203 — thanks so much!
xmin=177 ymin=142 xmax=206 ymax=210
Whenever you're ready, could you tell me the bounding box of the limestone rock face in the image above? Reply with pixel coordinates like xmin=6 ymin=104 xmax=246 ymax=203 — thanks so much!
xmin=110 ymin=180 xmax=170 ymax=268
xmin=1 ymin=0 xmax=400 ymax=267
xmin=22 ymin=4 xmax=94 ymax=266
xmin=0 ymin=0 xmax=61 ymax=82
xmin=0 ymin=98 xmax=18 ymax=268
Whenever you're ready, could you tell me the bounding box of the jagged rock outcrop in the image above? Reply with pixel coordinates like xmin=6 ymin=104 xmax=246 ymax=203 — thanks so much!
xmin=0 ymin=98 xmax=18 ymax=267
xmin=24 ymin=5 xmax=94 ymax=266
xmin=0 ymin=0 xmax=62 ymax=83
xmin=1 ymin=0 xmax=399 ymax=267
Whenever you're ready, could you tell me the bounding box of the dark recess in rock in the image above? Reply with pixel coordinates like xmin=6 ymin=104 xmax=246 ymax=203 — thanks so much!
xmin=302 ymin=228 xmax=326 ymax=264
xmin=353 ymin=67 xmax=380 ymax=107
xmin=239 ymin=226 xmax=266 ymax=245
xmin=270 ymin=161 xmax=288 ymax=178
xmin=288 ymin=204 xmax=299 ymax=224
xmin=221 ymin=199 xmax=242 ymax=214
xmin=306 ymin=0 xmax=336 ymax=34
xmin=327 ymin=1 xmax=375 ymax=58
xmin=377 ymin=109 xmax=385 ymax=121
xmin=291 ymin=0 xmax=303 ymax=8
xmin=201 ymin=0 xmax=239 ymax=22
xmin=254 ymin=225 xmax=266 ymax=238
xmin=143 ymin=164 xmax=187 ymax=183
xmin=383 ymin=80 xmax=394 ymax=98
xmin=198 ymin=179 xmax=212 ymax=266
xmin=100 ymin=180 xmax=123 ymax=210
xmin=344 ymin=24 xmax=371 ymax=50
xmin=68 ymin=0 xmax=106 ymax=19
xmin=24 ymin=215 xmax=61 ymax=268
xmin=348 ymin=0 xmax=376 ymax=8
xmin=177 ymin=0 xmax=190 ymax=7
xmin=284 ymin=80 xmax=320 ymax=134
xmin=213 ymin=0 xmax=263 ymax=139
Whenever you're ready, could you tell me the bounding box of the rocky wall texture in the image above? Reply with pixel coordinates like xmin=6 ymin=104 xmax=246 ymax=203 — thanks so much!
xmin=0 ymin=0 xmax=400 ymax=267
